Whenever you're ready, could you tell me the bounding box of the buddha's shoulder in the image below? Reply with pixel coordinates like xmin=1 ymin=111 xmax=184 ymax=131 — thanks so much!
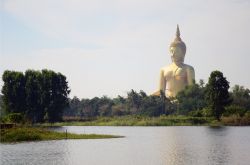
xmin=183 ymin=64 xmax=195 ymax=71
xmin=160 ymin=64 xmax=173 ymax=72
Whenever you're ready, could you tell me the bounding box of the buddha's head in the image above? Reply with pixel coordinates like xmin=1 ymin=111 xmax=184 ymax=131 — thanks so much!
xmin=169 ymin=25 xmax=186 ymax=65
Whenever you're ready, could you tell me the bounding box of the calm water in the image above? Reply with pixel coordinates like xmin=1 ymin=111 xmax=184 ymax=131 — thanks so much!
xmin=1 ymin=126 xmax=250 ymax=165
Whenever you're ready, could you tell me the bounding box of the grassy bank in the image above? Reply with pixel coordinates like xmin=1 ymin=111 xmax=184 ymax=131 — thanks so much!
xmin=40 ymin=115 xmax=215 ymax=126
xmin=221 ymin=115 xmax=250 ymax=126
xmin=0 ymin=127 xmax=122 ymax=143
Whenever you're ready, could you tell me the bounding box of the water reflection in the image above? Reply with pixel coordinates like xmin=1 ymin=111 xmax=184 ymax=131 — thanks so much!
xmin=159 ymin=127 xmax=207 ymax=165
xmin=1 ymin=140 xmax=70 ymax=165
xmin=205 ymin=127 xmax=231 ymax=165
xmin=1 ymin=126 xmax=250 ymax=165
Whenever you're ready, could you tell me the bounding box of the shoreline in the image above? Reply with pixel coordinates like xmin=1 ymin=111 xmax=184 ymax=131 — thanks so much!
xmin=0 ymin=127 xmax=123 ymax=143
xmin=38 ymin=115 xmax=250 ymax=127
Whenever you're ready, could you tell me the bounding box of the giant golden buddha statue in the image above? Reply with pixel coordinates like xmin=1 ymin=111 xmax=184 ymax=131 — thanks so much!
xmin=154 ymin=25 xmax=195 ymax=97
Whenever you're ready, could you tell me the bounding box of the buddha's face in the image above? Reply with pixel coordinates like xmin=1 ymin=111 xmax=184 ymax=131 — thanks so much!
xmin=170 ymin=46 xmax=185 ymax=65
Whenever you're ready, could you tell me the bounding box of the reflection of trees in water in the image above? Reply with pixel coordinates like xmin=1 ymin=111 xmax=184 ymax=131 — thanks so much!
xmin=159 ymin=127 xmax=205 ymax=165
xmin=205 ymin=127 xmax=231 ymax=165
xmin=158 ymin=127 xmax=232 ymax=165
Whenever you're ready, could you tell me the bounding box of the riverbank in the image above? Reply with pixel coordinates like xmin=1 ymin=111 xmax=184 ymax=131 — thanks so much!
xmin=40 ymin=115 xmax=214 ymax=126
xmin=0 ymin=127 xmax=123 ymax=143
xmin=39 ymin=115 xmax=250 ymax=127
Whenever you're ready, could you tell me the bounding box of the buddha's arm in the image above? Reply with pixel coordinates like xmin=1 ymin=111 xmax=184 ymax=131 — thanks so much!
xmin=159 ymin=69 xmax=166 ymax=93
xmin=187 ymin=66 xmax=195 ymax=85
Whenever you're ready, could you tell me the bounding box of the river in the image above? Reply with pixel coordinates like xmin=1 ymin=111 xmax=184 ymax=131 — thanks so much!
xmin=1 ymin=126 xmax=250 ymax=165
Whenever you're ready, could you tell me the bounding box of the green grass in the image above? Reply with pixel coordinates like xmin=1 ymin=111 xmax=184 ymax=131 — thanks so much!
xmin=37 ymin=115 xmax=250 ymax=127
xmin=39 ymin=115 xmax=214 ymax=127
xmin=0 ymin=127 xmax=123 ymax=143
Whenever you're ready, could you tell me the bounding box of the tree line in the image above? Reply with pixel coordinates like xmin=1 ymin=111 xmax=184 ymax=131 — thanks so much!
xmin=1 ymin=70 xmax=70 ymax=123
xmin=1 ymin=70 xmax=250 ymax=123
xmin=64 ymin=70 xmax=250 ymax=121
xmin=63 ymin=89 xmax=176 ymax=120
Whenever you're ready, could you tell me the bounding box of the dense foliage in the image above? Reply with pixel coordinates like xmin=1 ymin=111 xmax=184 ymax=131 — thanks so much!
xmin=205 ymin=71 xmax=232 ymax=120
xmin=176 ymin=81 xmax=207 ymax=115
xmin=63 ymin=90 xmax=175 ymax=119
xmin=1 ymin=70 xmax=70 ymax=123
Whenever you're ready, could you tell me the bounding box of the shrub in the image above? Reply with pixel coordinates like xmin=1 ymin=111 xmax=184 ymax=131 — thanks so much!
xmin=200 ymin=108 xmax=213 ymax=117
xmin=188 ymin=110 xmax=203 ymax=117
xmin=8 ymin=113 xmax=25 ymax=123
xmin=223 ymin=105 xmax=247 ymax=117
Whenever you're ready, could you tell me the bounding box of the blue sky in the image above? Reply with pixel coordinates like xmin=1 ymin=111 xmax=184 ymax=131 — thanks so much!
xmin=1 ymin=0 xmax=250 ymax=98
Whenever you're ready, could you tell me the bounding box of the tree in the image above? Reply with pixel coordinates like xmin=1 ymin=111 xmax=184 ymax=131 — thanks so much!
xmin=25 ymin=70 xmax=44 ymax=123
xmin=98 ymin=96 xmax=113 ymax=116
xmin=1 ymin=71 xmax=26 ymax=114
xmin=127 ymin=89 xmax=141 ymax=112
xmin=64 ymin=96 xmax=81 ymax=116
xmin=205 ymin=71 xmax=231 ymax=120
xmin=199 ymin=79 xmax=205 ymax=88
xmin=140 ymin=95 xmax=162 ymax=116
xmin=111 ymin=95 xmax=128 ymax=116
xmin=79 ymin=99 xmax=90 ymax=118
xmin=0 ymin=95 xmax=4 ymax=116
xmin=230 ymin=85 xmax=250 ymax=110
xmin=40 ymin=69 xmax=54 ymax=120
xmin=160 ymin=90 xmax=166 ymax=114
xmin=176 ymin=82 xmax=206 ymax=115
xmin=1 ymin=69 xmax=70 ymax=123
xmin=46 ymin=72 xmax=70 ymax=122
